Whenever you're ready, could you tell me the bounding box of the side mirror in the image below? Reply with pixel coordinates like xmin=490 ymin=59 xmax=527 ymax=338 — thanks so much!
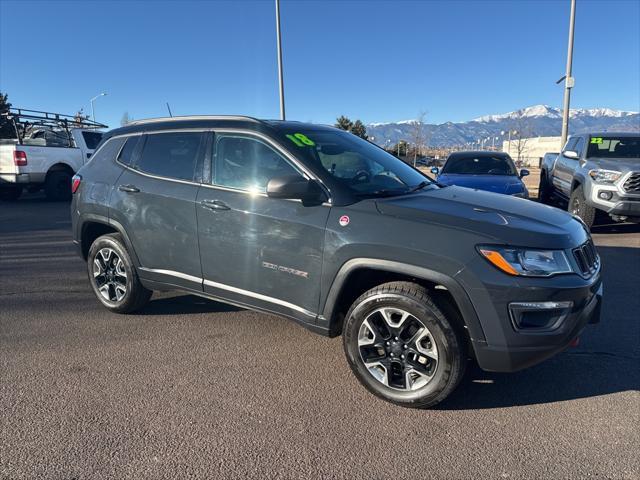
xmin=519 ymin=169 xmax=530 ymax=178
xmin=430 ymin=167 xmax=439 ymax=175
xmin=563 ymin=150 xmax=579 ymax=159
xmin=266 ymin=175 xmax=327 ymax=205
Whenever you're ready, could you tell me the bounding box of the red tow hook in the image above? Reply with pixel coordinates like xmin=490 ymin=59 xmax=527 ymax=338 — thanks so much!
xmin=569 ymin=337 xmax=580 ymax=347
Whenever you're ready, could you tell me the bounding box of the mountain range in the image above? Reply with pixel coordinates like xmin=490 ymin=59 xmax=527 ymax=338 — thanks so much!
xmin=366 ymin=105 xmax=640 ymax=148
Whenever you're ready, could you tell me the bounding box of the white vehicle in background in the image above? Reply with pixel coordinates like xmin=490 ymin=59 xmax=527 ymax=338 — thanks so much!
xmin=0 ymin=109 xmax=106 ymax=201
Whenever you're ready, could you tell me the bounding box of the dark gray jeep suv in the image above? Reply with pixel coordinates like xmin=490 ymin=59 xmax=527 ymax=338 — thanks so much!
xmin=71 ymin=116 xmax=602 ymax=408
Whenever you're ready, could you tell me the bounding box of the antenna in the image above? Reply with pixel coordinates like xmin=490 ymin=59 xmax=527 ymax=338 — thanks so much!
xmin=166 ymin=103 xmax=173 ymax=117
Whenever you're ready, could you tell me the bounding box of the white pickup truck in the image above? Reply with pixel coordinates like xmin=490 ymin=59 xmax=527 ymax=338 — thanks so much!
xmin=0 ymin=109 xmax=105 ymax=201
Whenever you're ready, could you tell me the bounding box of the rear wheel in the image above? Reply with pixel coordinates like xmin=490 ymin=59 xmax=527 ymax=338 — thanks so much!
xmin=44 ymin=170 xmax=72 ymax=201
xmin=343 ymin=281 xmax=466 ymax=408
xmin=0 ymin=186 xmax=23 ymax=201
xmin=569 ymin=185 xmax=596 ymax=229
xmin=538 ymin=170 xmax=553 ymax=204
xmin=87 ymin=233 xmax=152 ymax=313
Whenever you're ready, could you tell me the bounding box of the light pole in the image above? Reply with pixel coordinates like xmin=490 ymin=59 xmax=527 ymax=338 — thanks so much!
xmin=275 ymin=0 xmax=286 ymax=120
xmin=90 ymin=92 xmax=107 ymax=123
xmin=558 ymin=0 xmax=576 ymax=148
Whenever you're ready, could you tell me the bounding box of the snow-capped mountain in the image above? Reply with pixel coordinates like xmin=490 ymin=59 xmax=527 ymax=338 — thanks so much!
xmin=366 ymin=104 xmax=639 ymax=147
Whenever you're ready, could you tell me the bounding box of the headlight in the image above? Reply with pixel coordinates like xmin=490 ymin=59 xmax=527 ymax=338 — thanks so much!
xmin=478 ymin=246 xmax=573 ymax=277
xmin=588 ymin=169 xmax=621 ymax=184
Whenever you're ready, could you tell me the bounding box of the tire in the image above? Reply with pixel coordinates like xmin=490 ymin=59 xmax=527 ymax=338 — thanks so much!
xmin=0 ymin=186 xmax=23 ymax=201
xmin=342 ymin=281 xmax=467 ymax=408
xmin=538 ymin=170 xmax=553 ymax=204
xmin=44 ymin=170 xmax=72 ymax=201
xmin=87 ymin=233 xmax=152 ymax=313
xmin=568 ymin=185 xmax=596 ymax=229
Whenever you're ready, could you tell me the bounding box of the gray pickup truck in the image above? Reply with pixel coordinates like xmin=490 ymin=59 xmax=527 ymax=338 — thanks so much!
xmin=539 ymin=132 xmax=640 ymax=228
xmin=71 ymin=116 xmax=602 ymax=408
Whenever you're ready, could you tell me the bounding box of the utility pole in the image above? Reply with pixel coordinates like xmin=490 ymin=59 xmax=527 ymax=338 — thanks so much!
xmin=559 ymin=0 xmax=576 ymax=148
xmin=275 ymin=0 xmax=286 ymax=120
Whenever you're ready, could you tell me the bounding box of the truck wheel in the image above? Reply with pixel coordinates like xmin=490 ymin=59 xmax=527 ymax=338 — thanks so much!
xmin=44 ymin=170 xmax=72 ymax=201
xmin=538 ymin=171 xmax=553 ymax=204
xmin=342 ymin=281 xmax=466 ymax=408
xmin=569 ymin=185 xmax=596 ymax=229
xmin=0 ymin=186 xmax=23 ymax=201
xmin=87 ymin=233 xmax=152 ymax=313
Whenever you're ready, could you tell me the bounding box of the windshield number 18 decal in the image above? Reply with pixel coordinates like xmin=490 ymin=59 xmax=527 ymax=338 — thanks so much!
xmin=286 ymin=133 xmax=316 ymax=147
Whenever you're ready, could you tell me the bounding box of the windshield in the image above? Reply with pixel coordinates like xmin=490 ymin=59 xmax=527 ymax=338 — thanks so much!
xmin=442 ymin=154 xmax=517 ymax=175
xmin=587 ymin=136 xmax=640 ymax=159
xmin=275 ymin=127 xmax=433 ymax=197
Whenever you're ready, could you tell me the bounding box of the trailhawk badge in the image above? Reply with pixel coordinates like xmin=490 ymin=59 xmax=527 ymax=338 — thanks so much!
xmin=339 ymin=215 xmax=350 ymax=227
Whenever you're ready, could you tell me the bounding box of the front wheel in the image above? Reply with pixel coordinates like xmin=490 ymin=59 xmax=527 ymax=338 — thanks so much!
xmin=343 ymin=281 xmax=466 ymax=408
xmin=87 ymin=233 xmax=152 ymax=313
xmin=569 ymin=185 xmax=596 ymax=229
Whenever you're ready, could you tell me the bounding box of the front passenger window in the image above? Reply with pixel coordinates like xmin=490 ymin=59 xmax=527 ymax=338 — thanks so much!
xmin=213 ymin=135 xmax=301 ymax=192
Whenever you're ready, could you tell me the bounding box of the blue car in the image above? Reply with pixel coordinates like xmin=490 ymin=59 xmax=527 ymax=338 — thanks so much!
xmin=432 ymin=151 xmax=530 ymax=198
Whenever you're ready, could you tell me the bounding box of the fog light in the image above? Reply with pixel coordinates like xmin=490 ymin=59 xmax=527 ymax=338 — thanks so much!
xmin=598 ymin=191 xmax=613 ymax=201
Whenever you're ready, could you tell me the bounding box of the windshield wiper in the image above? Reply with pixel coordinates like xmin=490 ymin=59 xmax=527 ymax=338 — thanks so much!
xmin=354 ymin=189 xmax=409 ymax=198
xmin=408 ymin=181 xmax=431 ymax=193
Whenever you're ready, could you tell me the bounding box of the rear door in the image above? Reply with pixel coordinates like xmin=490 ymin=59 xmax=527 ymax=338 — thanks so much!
xmin=109 ymin=130 xmax=206 ymax=291
xmin=196 ymin=131 xmax=330 ymax=320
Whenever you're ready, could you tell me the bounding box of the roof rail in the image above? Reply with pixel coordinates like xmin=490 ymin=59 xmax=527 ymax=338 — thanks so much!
xmin=126 ymin=115 xmax=263 ymax=126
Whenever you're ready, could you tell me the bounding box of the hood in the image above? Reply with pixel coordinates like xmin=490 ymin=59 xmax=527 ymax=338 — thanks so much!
xmin=437 ymin=174 xmax=525 ymax=194
xmin=375 ymin=186 xmax=588 ymax=249
xmin=585 ymin=157 xmax=640 ymax=173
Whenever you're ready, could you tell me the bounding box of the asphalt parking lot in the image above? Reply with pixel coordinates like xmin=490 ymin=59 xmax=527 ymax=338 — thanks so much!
xmin=1 ymin=195 xmax=639 ymax=479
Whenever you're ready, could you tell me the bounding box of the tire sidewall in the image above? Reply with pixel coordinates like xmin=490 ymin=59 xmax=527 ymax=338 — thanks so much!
xmin=45 ymin=171 xmax=71 ymax=201
xmin=343 ymin=292 xmax=460 ymax=406
xmin=87 ymin=235 xmax=138 ymax=312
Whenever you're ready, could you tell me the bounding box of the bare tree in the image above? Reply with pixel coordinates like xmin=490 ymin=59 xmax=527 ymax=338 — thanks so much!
xmin=121 ymin=111 xmax=134 ymax=126
xmin=410 ymin=110 xmax=427 ymax=166
xmin=508 ymin=110 xmax=534 ymax=165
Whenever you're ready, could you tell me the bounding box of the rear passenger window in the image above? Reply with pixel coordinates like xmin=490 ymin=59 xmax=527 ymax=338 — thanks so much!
xmin=136 ymin=132 xmax=203 ymax=181
xmin=88 ymin=136 xmax=126 ymax=164
xmin=117 ymin=136 xmax=140 ymax=166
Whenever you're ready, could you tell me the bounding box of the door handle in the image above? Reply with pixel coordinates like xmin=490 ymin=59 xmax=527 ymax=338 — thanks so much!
xmin=118 ymin=184 xmax=140 ymax=193
xmin=200 ymin=199 xmax=230 ymax=211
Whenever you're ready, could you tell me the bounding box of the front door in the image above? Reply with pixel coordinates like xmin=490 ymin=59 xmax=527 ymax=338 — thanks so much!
xmin=110 ymin=131 xmax=205 ymax=291
xmin=554 ymin=137 xmax=584 ymax=195
xmin=196 ymin=132 xmax=330 ymax=320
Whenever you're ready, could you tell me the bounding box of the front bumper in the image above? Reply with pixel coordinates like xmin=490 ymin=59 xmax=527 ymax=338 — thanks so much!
xmin=458 ymin=256 xmax=603 ymax=372
xmin=588 ymin=174 xmax=640 ymax=216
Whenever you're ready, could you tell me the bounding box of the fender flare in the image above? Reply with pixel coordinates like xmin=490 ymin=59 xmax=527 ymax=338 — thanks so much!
xmin=77 ymin=213 xmax=141 ymax=267
xmin=320 ymin=258 xmax=486 ymax=343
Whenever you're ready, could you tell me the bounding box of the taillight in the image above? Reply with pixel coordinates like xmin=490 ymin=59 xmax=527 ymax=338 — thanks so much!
xmin=71 ymin=174 xmax=82 ymax=194
xmin=13 ymin=150 xmax=28 ymax=166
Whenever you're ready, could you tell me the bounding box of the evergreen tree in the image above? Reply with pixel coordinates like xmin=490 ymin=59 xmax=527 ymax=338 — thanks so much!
xmin=351 ymin=120 xmax=368 ymax=140
xmin=0 ymin=92 xmax=16 ymax=138
xmin=335 ymin=115 xmax=353 ymax=132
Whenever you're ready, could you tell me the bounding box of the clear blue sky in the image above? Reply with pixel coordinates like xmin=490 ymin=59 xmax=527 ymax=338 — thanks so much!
xmin=1 ymin=0 xmax=638 ymax=129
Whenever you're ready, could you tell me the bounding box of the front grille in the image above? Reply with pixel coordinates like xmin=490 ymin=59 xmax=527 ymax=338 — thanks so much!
xmin=572 ymin=240 xmax=599 ymax=277
xmin=623 ymin=172 xmax=640 ymax=193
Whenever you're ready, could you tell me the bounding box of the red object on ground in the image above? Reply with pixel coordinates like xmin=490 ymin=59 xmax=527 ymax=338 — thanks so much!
xmin=569 ymin=337 xmax=580 ymax=347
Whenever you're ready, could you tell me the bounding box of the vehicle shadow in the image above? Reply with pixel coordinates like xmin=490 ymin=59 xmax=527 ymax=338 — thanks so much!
xmin=439 ymin=244 xmax=640 ymax=410
xmin=137 ymin=294 xmax=243 ymax=315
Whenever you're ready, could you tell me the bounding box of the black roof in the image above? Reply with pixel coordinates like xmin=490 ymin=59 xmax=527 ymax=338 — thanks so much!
xmin=447 ymin=150 xmax=511 ymax=158
xmin=104 ymin=115 xmax=337 ymax=140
